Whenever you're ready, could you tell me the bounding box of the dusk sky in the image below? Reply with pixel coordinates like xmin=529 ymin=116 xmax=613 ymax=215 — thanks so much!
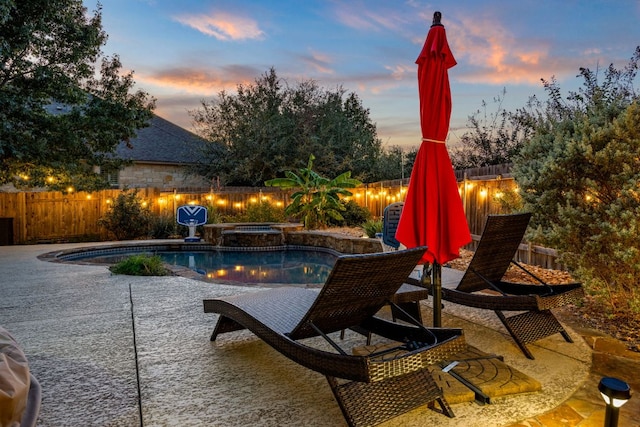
xmin=89 ymin=0 xmax=640 ymax=149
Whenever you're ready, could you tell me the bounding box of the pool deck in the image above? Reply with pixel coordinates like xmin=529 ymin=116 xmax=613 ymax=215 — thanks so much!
xmin=1 ymin=240 xmax=638 ymax=426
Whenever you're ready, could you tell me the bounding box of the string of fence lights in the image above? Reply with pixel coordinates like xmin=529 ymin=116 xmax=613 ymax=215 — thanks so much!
xmin=37 ymin=184 xmax=518 ymax=207
xmin=97 ymin=187 xmax=415 ymax=211
xmin=17 ymin=174 xmax=540 ymax=211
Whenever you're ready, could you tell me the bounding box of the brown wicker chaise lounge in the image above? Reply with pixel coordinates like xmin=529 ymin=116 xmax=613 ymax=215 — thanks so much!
xmin=204 ymin=247 xmax=466 ymax=427
xmin=440 ymin=213 xmax=584 ymax=359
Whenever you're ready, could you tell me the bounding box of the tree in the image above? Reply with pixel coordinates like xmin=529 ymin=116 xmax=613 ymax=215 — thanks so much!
xmin=190 ymin=68 xmax=383 ymax=186
xmin=0 ymin=0 xmax=155 ymax=191
xmin=265 ymin=154 xmax=362 ymax=229
xmin=450 ymin=88 xmax=528 ymax=169
xmin=512 ymin=47 xmax=640 ymax=316
xmin=371 ymin=145 xmax=417 ymax=182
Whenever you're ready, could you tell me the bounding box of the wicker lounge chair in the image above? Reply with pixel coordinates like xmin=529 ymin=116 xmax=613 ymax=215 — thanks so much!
xmin=440 ymin=213 xmax=584 ymax=359
xmin=204 ymin=247 xmax=465 ymax=427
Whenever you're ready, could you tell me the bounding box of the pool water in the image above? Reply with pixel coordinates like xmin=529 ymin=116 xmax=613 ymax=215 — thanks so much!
xmin=84 ymin=248 xmax=338 ymax=285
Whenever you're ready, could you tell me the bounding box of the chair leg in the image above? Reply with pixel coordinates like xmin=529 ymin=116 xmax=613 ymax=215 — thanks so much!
xmin=428 ymin=396 xmax=455 ymax=418
xmin=391 ymin=301 xmax=423 ymax=324
xmin=210 ymin=316 xmax=245 ymax=341
xmin=495 ymin=311 xmax=535 ymax=359
xmin=560 ymin=329 xmax=574 ymax=343
xmin=495 ymin=310 xmax=573 ymax=359
xmin=327 ymin=368 xmax=453 ymax=427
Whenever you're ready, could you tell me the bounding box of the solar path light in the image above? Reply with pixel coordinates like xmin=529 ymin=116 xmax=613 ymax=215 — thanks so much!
xmin=598 ymin=377 xmax=631 ymax=427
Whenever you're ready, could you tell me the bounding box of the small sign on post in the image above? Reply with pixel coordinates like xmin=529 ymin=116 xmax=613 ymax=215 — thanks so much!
xmin=177 ymin=205 xmax=208 ymax=242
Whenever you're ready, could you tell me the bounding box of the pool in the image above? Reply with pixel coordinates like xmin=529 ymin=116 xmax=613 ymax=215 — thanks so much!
xmin=47 ymin=243 xmax=340 ymax=287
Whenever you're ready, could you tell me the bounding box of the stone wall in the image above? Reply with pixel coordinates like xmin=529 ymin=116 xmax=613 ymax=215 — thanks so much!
xmin=203 ymin=223 xmax=383 ymax=254
xmin=117 ymin=163 xmax=210 ymax=190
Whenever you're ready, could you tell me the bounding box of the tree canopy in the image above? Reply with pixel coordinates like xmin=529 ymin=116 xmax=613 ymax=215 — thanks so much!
xmin=189 ymin=68 xmax=387 ymax=186
xmin=450 ymin=88 xmax=528 ymax=169
xmin=0 ymin=0 xmax=155 ymax=191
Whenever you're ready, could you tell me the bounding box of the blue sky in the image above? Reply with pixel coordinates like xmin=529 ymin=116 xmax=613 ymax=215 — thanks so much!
xmin=89 ymin=0 xmax=640 ymax=149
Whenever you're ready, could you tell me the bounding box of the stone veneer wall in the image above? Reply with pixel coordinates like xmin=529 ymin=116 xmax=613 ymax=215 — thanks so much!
xmin=203 ymin=223 xmax=383 ymax=254
xmin=118 ymin=163 xmax=210 ymax=190
xmin=284 ymin=231 xmax=383 ymax=254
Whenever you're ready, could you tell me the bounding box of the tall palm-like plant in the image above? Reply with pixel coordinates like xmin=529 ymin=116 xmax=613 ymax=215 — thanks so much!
xmin=265 ymin=155 xmax=362 ymax=228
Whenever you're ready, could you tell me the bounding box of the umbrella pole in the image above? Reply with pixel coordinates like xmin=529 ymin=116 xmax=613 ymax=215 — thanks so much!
xmin=432 ymin=262 xmax=442 ymax=327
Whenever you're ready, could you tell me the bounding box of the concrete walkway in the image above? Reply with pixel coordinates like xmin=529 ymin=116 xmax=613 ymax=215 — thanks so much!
xmin=0 ymin=241 xmax=635 ymax=426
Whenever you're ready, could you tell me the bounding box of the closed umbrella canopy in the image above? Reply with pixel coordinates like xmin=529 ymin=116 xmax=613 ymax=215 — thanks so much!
xmin=396 ymin=11 xmax=471 ymax=266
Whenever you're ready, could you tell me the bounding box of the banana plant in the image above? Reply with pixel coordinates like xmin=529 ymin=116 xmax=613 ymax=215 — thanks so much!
xmin=265 ymin=154 xmax=362 ymax=229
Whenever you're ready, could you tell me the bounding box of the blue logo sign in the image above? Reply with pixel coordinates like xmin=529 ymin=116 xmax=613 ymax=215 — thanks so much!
xmin=177 ymin=205 xmax=208 ymax=226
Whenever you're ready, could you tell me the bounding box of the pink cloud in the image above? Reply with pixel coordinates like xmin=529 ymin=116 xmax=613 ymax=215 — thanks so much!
xmin=446 ymin=17 xmax=584 ymax=85
xmin=297 ymin=50 xmax=335 ymax=74
xmin=173 ymin=12 xmax=264 ymax=41
xmin=385 ymin=64 xmax=412 ymax=81
xmin=137 ymin=65 xmax=261 ymax=95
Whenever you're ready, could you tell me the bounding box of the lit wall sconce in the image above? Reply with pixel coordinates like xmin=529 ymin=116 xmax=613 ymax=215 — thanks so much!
xmin=598 ymin=377 xmax=632 ymax=427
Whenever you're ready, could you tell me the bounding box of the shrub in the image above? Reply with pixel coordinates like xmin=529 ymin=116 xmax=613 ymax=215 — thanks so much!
xmin=109 ymin=254 xmax=170 ymax=276
xmin=333 ymin=200 xmax=372 ymax=227
xmin=360 ymin=219 xmax=382 ymax=238
xmin=98 ymin=190 xmax=151 ymax=240
xmin=232 ymin=200 xmax=287 ymax=223
xmin=204 ymin=203 xmax=226 ymax=224
xmin=149 ymin=213 xmax=176 ymax=239
xmin=512 ymin=50 xmax=640 ymax=316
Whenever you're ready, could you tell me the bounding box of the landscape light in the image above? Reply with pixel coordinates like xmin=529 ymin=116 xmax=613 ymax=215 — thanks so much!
xmin=598 ymin=377 xmax=631 ymax=427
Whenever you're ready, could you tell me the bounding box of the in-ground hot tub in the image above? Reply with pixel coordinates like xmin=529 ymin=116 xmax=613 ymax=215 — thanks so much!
xmin=205 ymin=223 xmax=303 ymax=247
xmin=203 ymin=223 xmax=383 ymax=254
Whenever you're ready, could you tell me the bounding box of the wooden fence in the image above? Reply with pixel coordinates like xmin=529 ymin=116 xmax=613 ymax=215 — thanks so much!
xmin=0 ymin=187 xmax=292 ymax=244
xmin=0 ymin=171 xmax=565 ymax=269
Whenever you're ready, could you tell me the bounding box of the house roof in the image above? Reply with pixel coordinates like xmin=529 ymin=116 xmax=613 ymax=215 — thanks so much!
xmin=115 ymin=115 xmax=206 ymax=165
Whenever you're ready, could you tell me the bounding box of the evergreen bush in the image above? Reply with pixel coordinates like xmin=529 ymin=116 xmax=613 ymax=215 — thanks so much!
xmin=98 ymin=190 xmax=151 ymax=240
xmin=512 ymin=49 xmax=640 ymax=316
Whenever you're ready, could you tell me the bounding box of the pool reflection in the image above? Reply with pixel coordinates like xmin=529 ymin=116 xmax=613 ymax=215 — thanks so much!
xmin=159 ymin=249 xmax=337 ymax=285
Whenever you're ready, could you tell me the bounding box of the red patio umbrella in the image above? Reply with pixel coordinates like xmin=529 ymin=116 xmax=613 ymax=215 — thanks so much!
xmin=395 ymin=11 xmax=471 ymax=326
